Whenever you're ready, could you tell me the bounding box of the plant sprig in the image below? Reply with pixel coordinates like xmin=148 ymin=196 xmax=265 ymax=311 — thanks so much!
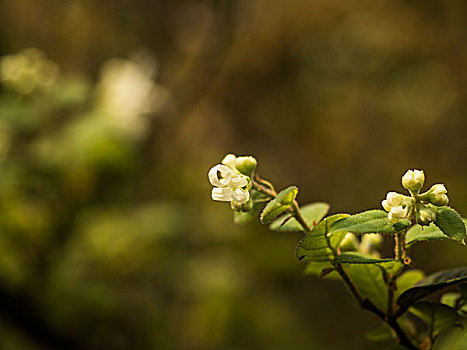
xmin=208 ymin=154 xmax=467 ymax=350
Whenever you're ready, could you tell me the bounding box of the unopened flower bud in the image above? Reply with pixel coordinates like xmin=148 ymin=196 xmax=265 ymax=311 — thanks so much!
xmin=235 ymin=156 xmax=257 ymax=177
xmin=339 ymin=233 xmax=359 ymax=252
xmin=426 ymin=184 xmax=449 ymax=206
xmin=360 ymin=234 xmax=383 ymax=256
xmin=241 ymin=197 xmax=254 ymax=212
xmin=362 ymin=234 xmax=383 ymax=249
xmin=402 ymin=169 xmax=425 ymax=193
xmin=416 ymin=205 xmax=436 ymax=226
xmin=230 ymin=201 xmax=242 ymax=211
xmin=221 ymin=154 xmax=237 ymax=170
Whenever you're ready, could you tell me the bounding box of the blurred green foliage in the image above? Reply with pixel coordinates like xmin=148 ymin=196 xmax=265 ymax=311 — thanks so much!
xmin=0 ymin=0 xmax=466 ymax=349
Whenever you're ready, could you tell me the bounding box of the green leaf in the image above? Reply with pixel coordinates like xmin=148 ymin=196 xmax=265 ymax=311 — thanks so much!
xmin=295 ymin=214 xmax=349 ymax=262
xmin=395 ymin=270 xmax=425 ymax=300
xmin=397 ymin=267 xmax=467 ymax=315
xmin=269 ymin=202 xmax=330 ymax=232
xmin=365 ymin=323 xmax=394 ymax=341
xmin=432 ymin=206 xmax=466 ymax=243
xmin=383 ymin=346 xmax=409 ymax=350
xmin=334 ymin=252 xmax=397 ymax=265
xmin=405 ymin=223 xmax=450 ymax=247
xmin=330 ymin=210 xmax=410 ymax=235
xmin=345 ymin=263 xmax=394 ymax=312
xmin=260 ymin=186 xmax=298 ymax=224
xmin=409 ymin=302 xmax=458 ymax=338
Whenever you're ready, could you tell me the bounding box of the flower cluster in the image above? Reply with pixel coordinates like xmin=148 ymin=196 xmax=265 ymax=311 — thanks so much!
xmin=381 ymin=192 xmax=413 ymax=223
xmin=381 ymin=169 xmax=450 ymax=225
xmin=208 ymin=154 xmax=256 ymax=206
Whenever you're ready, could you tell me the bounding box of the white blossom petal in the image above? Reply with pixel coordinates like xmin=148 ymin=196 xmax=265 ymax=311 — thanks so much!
xmin=211 ymin=187 xmax=233 ymax=202
xmin=232 ymin=188 xmax=249 ymax=204
xmin=386 ymin=192 xmax=402 ymax=207
xmin=229 ymin=175 xmax=248 ymax=189
xmin=208 ymin=164 xmax=232 ymax=187
xmin=381 ymin=200 xmax=391 ymax=212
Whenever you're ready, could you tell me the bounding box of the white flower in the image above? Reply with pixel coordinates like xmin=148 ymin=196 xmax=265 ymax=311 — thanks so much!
xmin=388 ymin=206 xmax=408 ymax=222
xmin=208 ymin=157 xmax=252 ymax=205
xmin=386 ymin=192 xmax=402 ymax=207
xmin=211 ymin=187 xmax=233 ymax=202
xmin=381 ymin=200 xmax=391 ymax=212
xmin=232 ymin=188 xmax=250 ymax=203
xmin=229 ymin=175 xmax=248 ymax=189
xmin=402 ymin=169 xmax=425 ymax=192
xmin=208 ymin=164 xmax=233 ymax=187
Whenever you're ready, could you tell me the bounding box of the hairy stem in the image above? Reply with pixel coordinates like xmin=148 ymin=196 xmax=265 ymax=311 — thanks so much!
xmin=394 ymin=232 xmax=401 ymax=260
xmin=291 ymin=200 xmax=312 ymax=232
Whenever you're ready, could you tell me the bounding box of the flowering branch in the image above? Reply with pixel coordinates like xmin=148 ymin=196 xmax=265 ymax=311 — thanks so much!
xmin=208 ymin=154 xmax=467 ymax=350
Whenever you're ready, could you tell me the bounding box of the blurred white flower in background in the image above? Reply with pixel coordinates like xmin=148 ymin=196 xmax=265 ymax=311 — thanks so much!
xmin=95 ymin=51 xmax=174 ymax=137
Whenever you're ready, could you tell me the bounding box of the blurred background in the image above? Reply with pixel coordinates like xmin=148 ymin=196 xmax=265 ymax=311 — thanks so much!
xmin=0 ymin=0 xmax=466 ymax=349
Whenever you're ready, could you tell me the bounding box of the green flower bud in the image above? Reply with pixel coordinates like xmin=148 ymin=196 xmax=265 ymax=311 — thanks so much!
xmin=416 ymin=204 xmax=436 ymax=226
xmin=235 ymin=156 xmax=257 ymax=177
xmin=361 ymin=234 xmax=383 ymax=250
xmin=241 ymin=198 xmax=254 ymax=212
xmin=231 ymin=197 xmax=254 ymax=212
xmin=425 ymin=184 xmax=449 ymax=206
xmin=230 ymin=200 xmax=244 ymax=211
xmin=402 ymin=169 xmax=425 ymax=193
xmin=359 ymin=234 xmax=383 ymax=258
xmin=339 ymin=233 xmax=359 ymax=252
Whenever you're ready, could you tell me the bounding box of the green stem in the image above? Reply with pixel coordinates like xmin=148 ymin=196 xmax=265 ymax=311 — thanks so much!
xmin=291 ymin=200 xmax=312 ymax=232
xmin=395 ymin=232 xmax=403 ymax=261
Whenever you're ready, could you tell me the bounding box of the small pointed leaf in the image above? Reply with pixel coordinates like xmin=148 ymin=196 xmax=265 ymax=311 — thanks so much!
xmin=269 ymin=202 xmax=330 ymax=232
xmin=330 ymin=210 xmax=410 ymax=235
xmin=260 ymin=186 xmax=298 ymax=224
